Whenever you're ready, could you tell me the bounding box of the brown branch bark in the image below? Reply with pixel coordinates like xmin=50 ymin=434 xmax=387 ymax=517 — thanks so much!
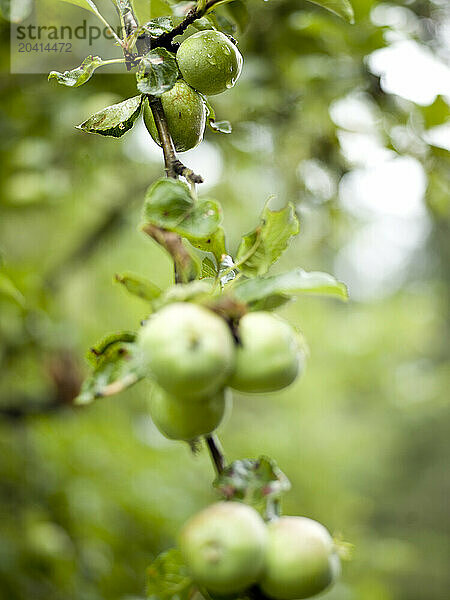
xmin=149 ymin=98 xmax=203 ymax=184
xmin=205 ymin=434 xmax=227 ymax=475
xmin=153 ymin=0 xmax=224 ymax=49
xmin=142 ymin=223 xmax=195 ymax=284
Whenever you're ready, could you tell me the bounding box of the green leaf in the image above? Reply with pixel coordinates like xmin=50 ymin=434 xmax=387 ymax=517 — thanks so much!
xmin=176 ymin=199 xmax=222 ymax=239
xmin=77 ymin=95 xmax=143 ymax=137
xmin=142 ymin=178 xmax=193 ymax=229
xmin=136 ymin=48 xmax=179 ymax=96
xmin=141 ymin=16 xmax=174 ymax=37
xmin=142 ymin=178 xmax=223 ymax=244
xmin=236 ymin=201 xmax=299 ymax=276
xmin=234 ymin=269 xmax=349 ymax=308
xmin=76 ymin=335 xmax=144 ymax=406
xmin=86 ymin=331 xmax=137 ymax=367
xmin=305 ymin=0 xmax=355 ymax=24
xmin=146 ymin=549 xmax=193 ymax=600
xmin=48 ymin=55 xmax=104 ymax=88
xmin=115 ymin=272 xmax=162 ymax=303
xmin=0 ymin=272 xmax=26 ymax=308
xmin=55 ymin=0 xmax=100 ymax=17
xmin=201 ymin=257 xmax=217 ymax=278
xmin=214 ymin=456 xmax=291 ymax=513
xmin=187 ymin=227 xmax=227 ymax=265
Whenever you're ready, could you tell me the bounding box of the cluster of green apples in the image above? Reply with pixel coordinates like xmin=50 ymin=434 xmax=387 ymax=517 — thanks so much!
xmin=180 ymin=501 xmax=340 ymax=599
xmin=144 ymin=30 xmax=243 ymax=152
xmin=137 ymin=302 xmax=304 ymax=442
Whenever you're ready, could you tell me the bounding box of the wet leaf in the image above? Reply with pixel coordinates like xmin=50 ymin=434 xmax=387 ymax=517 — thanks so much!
xmin=48 ymin=56 xmax=104 ymax=88
xmin=77 ymin=95 xmax=143 ymax=137
xmin=136 ymin=48 xmax=179 ymax=96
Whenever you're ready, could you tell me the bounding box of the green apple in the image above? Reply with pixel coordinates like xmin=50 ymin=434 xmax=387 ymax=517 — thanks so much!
xmin=143 ymin=81 xmax=206 ymax=152
xmin=138 ymin=302 xmax=235 ymax=400
xmin=229 ymin=312 xmax=303 ymax=393
xmin=260 ymin=516 xmax=340 ymax=599
xmin=176 ymin=31 xmax=243 ymax=96
xmin=150 ymin=386 xmax=231 ymax=441
xmin=180 ymin=501 xmax=267 ymax=595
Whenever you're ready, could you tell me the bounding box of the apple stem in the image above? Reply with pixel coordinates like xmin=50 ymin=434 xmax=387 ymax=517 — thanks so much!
xmin=205 ymin=434 xmax=227 ymax=475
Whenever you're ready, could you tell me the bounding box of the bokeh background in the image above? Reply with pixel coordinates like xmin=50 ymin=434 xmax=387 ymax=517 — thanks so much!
xmin=1 ymin=0 xmax=449 ymax=599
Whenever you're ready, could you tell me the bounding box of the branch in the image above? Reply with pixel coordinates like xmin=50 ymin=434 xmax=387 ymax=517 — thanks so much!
xmin=153 ymin=0 xmax=224 ymax=49
xmin=149 ymin=98 xmax=203 ymax=184
xmin=142 ymin=223 xmax=196 ymax=284
xmin=205 ymin=434 xmax=227 ymax=475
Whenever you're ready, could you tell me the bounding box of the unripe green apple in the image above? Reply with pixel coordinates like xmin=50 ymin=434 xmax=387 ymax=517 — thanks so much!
xmin=228 ymin=312 xmax=303 ymax=393
xmin=260 ymin=517 xmax=340 ymax=600
xmin=143 ymin=81 xmax=206 ymax=152
xmin=180 ymin=501 xmax=267 ymax=595
xmin=176 ymin=31 xmax=243 ymax=96
xmin=150 ymin=386 xmax=231 ymax=441
xmin=138 ymin=303 xmax=235 ymax=400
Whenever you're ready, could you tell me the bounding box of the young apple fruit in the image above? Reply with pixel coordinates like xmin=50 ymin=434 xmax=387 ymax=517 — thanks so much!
xmin=144 ymin=81 xmax=206 ymax=152
xmin=260 ymin=516 xmax=340 ymax=599
xmin=180 ymin=501 xmax=267 ymax=595
xmin=138 ymin=302 xmax=235 ymax=400
xmin=150 ymin=386 xmax=231 ymax=441
xmin=229 ymin=312 xmax=303 ymax=393
xmin=176 ymin=31 xmax=243 ymax=96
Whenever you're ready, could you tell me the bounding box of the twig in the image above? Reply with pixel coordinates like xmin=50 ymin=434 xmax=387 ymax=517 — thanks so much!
xmin=205 ymin=434 xmax=227 ymax=475
xmin=148 ymin=98 xmax=203 ymax=184
xmin=142 ymin=223 xmax=196 ymax=284
xmin=153 ymin=0 xmax=224 ymax=49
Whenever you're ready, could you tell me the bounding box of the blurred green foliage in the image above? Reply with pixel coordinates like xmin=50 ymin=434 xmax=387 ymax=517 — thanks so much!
xmin=0 ymin=0 xmax=449 ymax=599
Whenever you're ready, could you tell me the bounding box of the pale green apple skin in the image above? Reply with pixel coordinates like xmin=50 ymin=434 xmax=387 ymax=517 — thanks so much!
xmin=150 ymin=386 xmax=231 ymax=441
xmin=143 ymin=81 xmax=206 ymax=152
xmin=138 ymin=303 xmax=235 ymax=400
xmin=180 ymin=501 xmax=267 ymax=595
xmin=260 ymin=517 xmax=340 ymax=600
xmin=229 ymin=312 xmax=302 ymax=393
xmin=176 ymin=31 xmax=243 ymax=96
